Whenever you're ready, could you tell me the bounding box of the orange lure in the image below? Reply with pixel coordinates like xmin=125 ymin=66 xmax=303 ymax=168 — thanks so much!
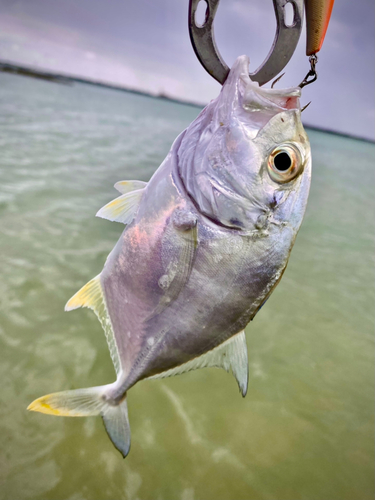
xmin=305 ymin=0 xmax=335 ymax=55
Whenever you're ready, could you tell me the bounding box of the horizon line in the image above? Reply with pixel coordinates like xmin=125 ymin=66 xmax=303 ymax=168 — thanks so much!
xmin=0 ymin=59 xmax=373 ymax=144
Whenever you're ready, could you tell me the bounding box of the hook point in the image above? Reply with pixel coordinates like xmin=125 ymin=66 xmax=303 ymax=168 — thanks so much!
xmin=271 ymin=73 xmax=285 ymax=89
xmin=301 ymin=101 xmax=312 ymax=112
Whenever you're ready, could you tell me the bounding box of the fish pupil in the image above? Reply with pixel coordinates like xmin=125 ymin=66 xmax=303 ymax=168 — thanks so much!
xmin=274 ymin=152 xmax=291 ymax=171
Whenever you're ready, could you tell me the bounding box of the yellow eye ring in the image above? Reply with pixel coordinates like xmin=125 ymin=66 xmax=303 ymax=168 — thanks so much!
xmin=267 ymin=144 xmax=303 ymax=183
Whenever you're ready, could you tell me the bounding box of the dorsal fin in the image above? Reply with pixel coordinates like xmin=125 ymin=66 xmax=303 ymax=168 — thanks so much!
xmin=65 ymin=276 xmax=121 ymax=375
xmin=114 ymin=180 xmax=147 ymax=194
xmin=147 ymin=330 xmax=249 ymax=396
xmin=96 ymin=189 xmax=144 ymax=224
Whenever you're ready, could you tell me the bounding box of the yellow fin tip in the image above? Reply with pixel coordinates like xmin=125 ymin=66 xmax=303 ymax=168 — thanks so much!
xmin=27 ymin=396 xmax=63 ymax=416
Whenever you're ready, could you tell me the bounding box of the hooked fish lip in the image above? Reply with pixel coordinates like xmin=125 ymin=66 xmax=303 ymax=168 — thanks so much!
xmin=230 ymin=55 xmax=302 ymax=112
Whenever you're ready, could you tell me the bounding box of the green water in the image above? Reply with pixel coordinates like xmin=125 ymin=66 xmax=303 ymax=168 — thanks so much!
xmin=0 ymin=72 xmax=374 ymax=500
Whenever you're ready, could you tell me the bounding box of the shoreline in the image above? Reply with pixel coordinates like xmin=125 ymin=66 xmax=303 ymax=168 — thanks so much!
xmin=1 ymin=60 xmax=373 ymax=144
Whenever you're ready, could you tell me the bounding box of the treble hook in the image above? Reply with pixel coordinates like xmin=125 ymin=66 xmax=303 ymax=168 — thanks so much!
xmin=298 ymin=0 xmax=335 ymax=88
xmin=188 ymin=0 xmax=304 ymax=86
xmin=299 ymin=53 xmax=318 ymax=88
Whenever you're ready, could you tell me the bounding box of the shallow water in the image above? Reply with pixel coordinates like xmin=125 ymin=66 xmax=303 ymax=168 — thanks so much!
xmin=0 ymin=72 xmax=374 ymax=500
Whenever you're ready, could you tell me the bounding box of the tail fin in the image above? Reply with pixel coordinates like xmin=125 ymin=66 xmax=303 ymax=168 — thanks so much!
xmin=102 ymin=396 xmax=131 ymax=458
xmin=28 ymin=386 xmax=131 ymax=457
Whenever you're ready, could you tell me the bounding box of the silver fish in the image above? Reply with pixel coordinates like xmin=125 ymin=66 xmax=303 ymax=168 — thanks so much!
xmin=28 ymin=56 xmax=311 ymax=457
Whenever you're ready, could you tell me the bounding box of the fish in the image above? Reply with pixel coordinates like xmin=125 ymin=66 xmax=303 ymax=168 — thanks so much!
xmin=28 ymin=55 xmax=311 ymax=458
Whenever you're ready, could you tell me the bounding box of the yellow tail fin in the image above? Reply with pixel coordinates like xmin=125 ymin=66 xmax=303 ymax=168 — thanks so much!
xmin=27 ymin=386 xmax=108 ymax=417
xmin=28 ymin=386 xmax=131 ymax=457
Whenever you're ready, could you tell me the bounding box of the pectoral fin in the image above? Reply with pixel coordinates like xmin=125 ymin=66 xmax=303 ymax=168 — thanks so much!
xmin=152 ymin=212 xmax=198 ymax=316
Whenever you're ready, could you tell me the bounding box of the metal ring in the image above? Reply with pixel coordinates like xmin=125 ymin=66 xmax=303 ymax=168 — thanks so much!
xmin=188 ymin=0 xmax=304 ymax=86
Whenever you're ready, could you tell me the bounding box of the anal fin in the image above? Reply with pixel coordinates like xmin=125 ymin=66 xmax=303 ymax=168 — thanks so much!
xmin=147 ymin=330 xmax=249 ymax=396
xmin=65 ymin=276 xmax=121 ymax=375
xmin=65 ymin=275 xmax=102 ymax=312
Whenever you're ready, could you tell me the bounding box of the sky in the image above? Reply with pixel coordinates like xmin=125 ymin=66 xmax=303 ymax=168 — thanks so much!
xmin=0 ymin=0 xmax=374 ymax=140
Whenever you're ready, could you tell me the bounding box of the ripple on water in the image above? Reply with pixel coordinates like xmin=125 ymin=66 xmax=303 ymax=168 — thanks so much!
xmin=0 ymin=72 xmax=374 ymax=500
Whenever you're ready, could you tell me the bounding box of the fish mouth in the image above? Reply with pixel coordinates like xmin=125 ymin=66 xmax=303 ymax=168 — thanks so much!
xmin=235 ymin=55 xmax=302 ymax=113
xmin=209 ymin=55 xmax=303 ymax=141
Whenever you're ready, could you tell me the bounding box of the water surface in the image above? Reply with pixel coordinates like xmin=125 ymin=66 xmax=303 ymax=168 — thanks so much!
xmin=0 ymin=73 xmax=374 ymax=500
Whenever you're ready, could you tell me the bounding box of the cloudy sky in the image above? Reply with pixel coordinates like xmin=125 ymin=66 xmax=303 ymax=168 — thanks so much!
xmin=0 ymin=0 xmax=374 ymax=140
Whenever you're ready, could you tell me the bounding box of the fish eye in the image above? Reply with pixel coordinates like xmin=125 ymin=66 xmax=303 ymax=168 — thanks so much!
xmin=267 ymin=144 xmax=303 ymax=183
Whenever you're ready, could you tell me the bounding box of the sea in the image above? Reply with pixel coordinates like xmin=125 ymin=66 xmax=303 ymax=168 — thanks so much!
xmin=0 ymin=71 xmax=374 ymax=500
